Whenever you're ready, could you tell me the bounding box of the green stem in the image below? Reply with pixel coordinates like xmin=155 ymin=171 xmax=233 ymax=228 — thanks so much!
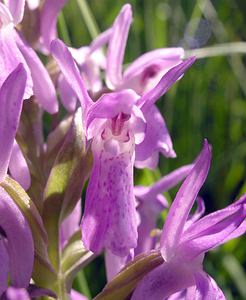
xmin=58 ymin=12 xmax=71 ymax=46
xmin=185 ymin=42 xmax=246 ymax=59
xmin=74 ymin=270 xmax=92 ymax=299
xmin=76 ymin=0 xmax=100 ymax=39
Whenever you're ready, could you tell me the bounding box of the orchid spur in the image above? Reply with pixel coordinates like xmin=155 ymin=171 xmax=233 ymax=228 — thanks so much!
xmin=130 ymin=140 xmax=246 ymax=299
xmin=51 ymin=37 xmax=195 ymax=256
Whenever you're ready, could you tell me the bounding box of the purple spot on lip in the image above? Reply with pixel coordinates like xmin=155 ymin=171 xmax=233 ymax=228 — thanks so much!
xmin=141 ymin=65 xmax=160 ymax=84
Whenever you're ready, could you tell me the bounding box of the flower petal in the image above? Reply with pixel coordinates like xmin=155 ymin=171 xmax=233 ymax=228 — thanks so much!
xmin=51 ymin=39 xmax=93 ymax=114
xmin=178 ymin=202 xmax=246 ymax=259
xmin=124 ymin=48 xmax=184 ymax=79
xmin=0 ymin=64 xmax=26 ymax=182
xmin=0 ymin=3 xmax=13 ymax=28
xmin=58 ymin=74 xmax=78 ymax=112
xmin=86 ymin=89 xmax=139 ymax=131
xmin=16 ymin=33 xmax=58 ymax=114
xmin=4 ymin=287 xmax=30 ymax=300
xmin=131 ymin=261 xmax=195 ymax=300
xmin=138 ymin=56 xmax=196 ymax=109
xmin=189 ymin=197 xmax=205 ymax=223
xmin=0 ymin=23 xmax=33 ymax=99
xmin=223 ymin=220 xmax=246 ymax=242
xmin=89 ymin=28 xmax=112 ymax=54
xmin=60 ymin=200 xmax=81 ymax=248
xmin=135 ymin=105 xmax=175 ymax=165
xmin=70 ymin=289 xmax=88 ymax=300
xmin=183 ymin=194 xmax=246 ymax=241
xmin=40 ymin=0 xmax=68 ymax=53
xmin=145 ymin=164 xmax=194 ymax=199
xmin=81 ymin=136 xmax=138 ymax=256
xmin=134 ymin=151 xmax=159 ymax=169
xmin=106 ymin=4 xmax=132 ymax=88
xmin=194 ymin=271 xmax=226 ymax=300
xmin=0 ymin=240 xmax=9 ymax=297
xmin=3 ymin=0 xmax=25 ymax=25
xmin=160 ymin=140 xmax=211 ymax=261
xmin=27 ymin=284 xmax=57 ymax=298
xmin=9 ymin=140 xmax=31 ymax=190
xmin=105 ymin=249 xmax=130 ymax=281
xmin=122 ymin=49 xmax=184 ymax=95
xmin=0 ymin=186 xmax=34 ymax=287
xmin=134 ymin=205 xmax=160 ymax=255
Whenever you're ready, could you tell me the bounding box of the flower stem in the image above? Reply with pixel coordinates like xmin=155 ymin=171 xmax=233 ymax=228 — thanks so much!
xmin=185 ymin=42 xmax=246 ymax=59
xmin=76 ymin=0 xmax=100 ymax=39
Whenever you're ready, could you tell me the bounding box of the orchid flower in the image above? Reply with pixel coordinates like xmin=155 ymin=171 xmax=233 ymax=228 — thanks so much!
xmin=51 ymin=38 xmax=195 ymax=257
xmin=131 ymin=140 xmax=246 ymax=300
xmin=103 ymin=4 xmax=192 ymax=168
xmin=52 ymin=4 xmax=189 ymax=170
xmin=105 ymin=164 xmax=193 ymax=281
xmin=0 ymin=0 xmax=58 ymax=114
xmin=0 ymin=65 xmax=34 ymax=297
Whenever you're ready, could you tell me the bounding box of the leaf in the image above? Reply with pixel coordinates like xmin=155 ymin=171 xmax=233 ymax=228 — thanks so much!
xmin=61 ymin=230 xmax=95 ymax=290
xmin=43 ymin=108 xmax=92 ymax=270
xmin=94 ymin=250 xmax=163 ymax=300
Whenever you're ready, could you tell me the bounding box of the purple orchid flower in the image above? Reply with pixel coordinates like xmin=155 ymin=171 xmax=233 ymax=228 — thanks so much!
xmin=51 ymin=4 xmax=190 ymax=169
xmin=105 ymin=164 xmax=193 ymax=281
xmin=60 ymin=4 xmax=187 ymax=168
xmin=51 ymin=38 xmax=195 ymax=257
xmin=131 ymin=140 xmax=246 ymax=300
xmin=105 ymin=4 xmax=191 ymax=168
xmin=0 ymin=0 xmax=58 ymax=114
xmin=0 ymin=65 xmax=34 ymax=297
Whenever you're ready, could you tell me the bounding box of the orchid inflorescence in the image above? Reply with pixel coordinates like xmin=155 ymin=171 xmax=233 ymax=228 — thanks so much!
xmin=0 ymin=1 xmax=245 ymax=300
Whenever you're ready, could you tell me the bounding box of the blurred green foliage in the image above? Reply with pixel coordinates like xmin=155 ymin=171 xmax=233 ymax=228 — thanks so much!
xmin=58 ymin=0 xmax=246 ymax=299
